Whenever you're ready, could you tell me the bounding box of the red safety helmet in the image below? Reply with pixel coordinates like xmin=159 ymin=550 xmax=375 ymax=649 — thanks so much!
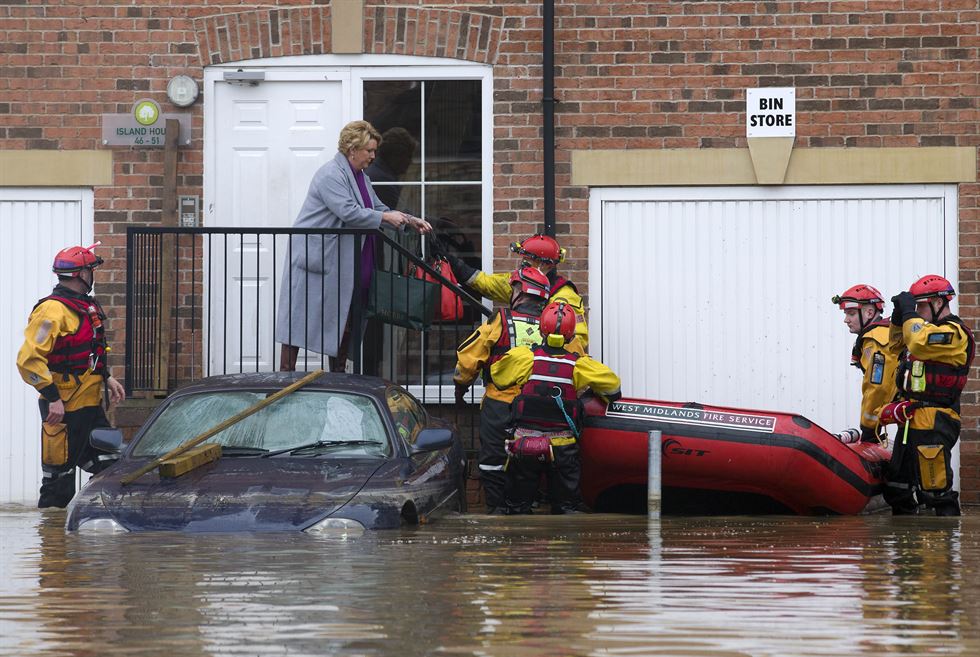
xmin=510 ymin=234 xmax=565 ymax=265
xmin=52 ymin=243 xmax=104 ymax=277
xmin=509 ymin=266 xmax=551 ymax=301
xmin=832 ymin=284 xmax=884 ymax=311
xmin=909 ymin=274 xmax=955 ymax=301
xmin=539 ymin=301 xmax=576 ymax=343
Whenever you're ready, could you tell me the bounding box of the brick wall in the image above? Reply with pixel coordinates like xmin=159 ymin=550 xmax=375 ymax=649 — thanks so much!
xmin=3 ymin=0 xmax=979 ymax=499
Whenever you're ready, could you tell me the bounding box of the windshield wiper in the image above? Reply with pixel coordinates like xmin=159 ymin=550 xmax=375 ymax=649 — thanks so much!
xmin=261 ymin=440 xmax=382 ymax=458
xmin=218 ymin=445 xmax=269 ymax=456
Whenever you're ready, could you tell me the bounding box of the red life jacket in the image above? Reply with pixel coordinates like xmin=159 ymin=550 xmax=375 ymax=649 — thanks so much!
xmin=35 ymin=292 xmax=108 ymax=376
xmin=514 ymin=345 xmax=581 ymax=431
xmin=899 ymin=316 xmax=975 ymax=411
xmin=549 ymin=275 xmax=577 ymax=299
xmin=484 ymin=308 xmax=541 ymax=384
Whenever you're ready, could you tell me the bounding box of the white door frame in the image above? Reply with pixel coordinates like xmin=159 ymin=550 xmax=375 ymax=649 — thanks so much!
xmin=203 ymin=55 xmax=494 ymax=271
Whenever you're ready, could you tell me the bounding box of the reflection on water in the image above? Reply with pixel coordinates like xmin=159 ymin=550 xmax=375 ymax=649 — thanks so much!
xmin=1 ymin=506 xmax=979 ymax=656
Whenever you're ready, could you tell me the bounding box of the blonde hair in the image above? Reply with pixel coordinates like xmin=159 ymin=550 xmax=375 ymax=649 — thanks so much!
xmin=338 ymin=120 xmax=382 ymax=155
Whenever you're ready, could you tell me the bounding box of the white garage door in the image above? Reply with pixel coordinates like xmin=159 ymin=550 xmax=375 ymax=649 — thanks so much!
xmin=589 ymin=184 xmax=957 ymax=436
xmin=0 ymin=188 xmax=92 ymax=504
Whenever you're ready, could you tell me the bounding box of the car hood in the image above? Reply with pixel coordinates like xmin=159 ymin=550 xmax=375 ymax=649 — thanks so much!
xmin=68 ymin=457 xmax=386 ymax=532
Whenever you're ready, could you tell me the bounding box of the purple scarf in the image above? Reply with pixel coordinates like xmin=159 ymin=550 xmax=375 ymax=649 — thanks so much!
xmin=349 ymin=162 xmax=376 ymax=295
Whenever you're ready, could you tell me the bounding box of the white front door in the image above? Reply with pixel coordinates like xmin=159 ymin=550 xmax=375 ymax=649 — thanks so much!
xmin=208 ymin=75 xmax=348 ymax=372
xmin=590 ymin=184 xmax=957 ymax=434
xmin=0 ymin=188 xmax=92 ymax=504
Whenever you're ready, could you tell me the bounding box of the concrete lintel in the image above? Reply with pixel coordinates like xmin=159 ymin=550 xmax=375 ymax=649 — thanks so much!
xmin=572 ymin=146 xmax=977 ymax=186
xmin=0 ymin=151 xmax=113 ymax=187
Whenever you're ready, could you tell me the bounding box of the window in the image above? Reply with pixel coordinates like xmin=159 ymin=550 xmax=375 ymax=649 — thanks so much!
xmin=385 ymin=387 xmax=427 ymax=445
xmin=356 ymin=69 xmax=492 ymax=391
xmin=362 ymin=78 xmax=483 ymax=278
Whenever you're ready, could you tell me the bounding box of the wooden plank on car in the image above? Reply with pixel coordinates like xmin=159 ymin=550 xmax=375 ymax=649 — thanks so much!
xmin=158 ymin=443 xmax=222 ymax=478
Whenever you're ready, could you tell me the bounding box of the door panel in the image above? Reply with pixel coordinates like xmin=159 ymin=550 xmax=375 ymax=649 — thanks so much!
xmin=210 ymin=78 xmax=347 ymax=372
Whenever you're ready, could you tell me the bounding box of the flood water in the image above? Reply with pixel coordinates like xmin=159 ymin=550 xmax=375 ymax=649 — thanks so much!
xmin=2 ymin=506 xmax=980 ymax=656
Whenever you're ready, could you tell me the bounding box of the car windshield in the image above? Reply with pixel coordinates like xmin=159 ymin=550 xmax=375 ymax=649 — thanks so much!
xmin=131 ymin=390 xmax=391 ymax=458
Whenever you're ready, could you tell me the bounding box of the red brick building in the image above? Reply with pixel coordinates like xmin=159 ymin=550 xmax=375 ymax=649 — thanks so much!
xmin=2 ymin=0 xmax=978 ymax=504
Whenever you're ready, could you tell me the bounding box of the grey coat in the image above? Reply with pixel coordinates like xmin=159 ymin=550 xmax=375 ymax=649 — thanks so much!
xmin=275 ymin=151 xmax=390 ymax=356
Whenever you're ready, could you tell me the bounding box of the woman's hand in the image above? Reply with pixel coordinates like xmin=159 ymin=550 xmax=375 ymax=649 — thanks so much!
xmin=381 ymin=211 xmax=432 ymax=234
xmin=381 ymin=210 xmax=412 ymax=229
xmin=407 ymin=215 xmax=432 ymax=234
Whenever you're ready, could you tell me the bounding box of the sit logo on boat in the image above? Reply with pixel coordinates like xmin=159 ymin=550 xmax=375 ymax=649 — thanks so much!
xmin=662 ymin=438 xmax=709 ymax=458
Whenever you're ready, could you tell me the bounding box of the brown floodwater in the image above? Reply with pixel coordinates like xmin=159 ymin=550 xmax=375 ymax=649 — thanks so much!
xmin=2 ymin=505 xmax=980 ymax=656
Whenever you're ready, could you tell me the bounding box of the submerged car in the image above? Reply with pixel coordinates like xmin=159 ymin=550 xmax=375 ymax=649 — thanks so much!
xmin=66 ymin=372 xmax=468 ymax=533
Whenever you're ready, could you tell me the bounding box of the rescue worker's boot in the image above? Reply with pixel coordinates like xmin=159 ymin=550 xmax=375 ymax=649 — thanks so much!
xmin=921 ymin=489 xmax=961 ymax=517
xmin=883 ymin=481 xmax=919 ymax=515
xmin=38 ymin=467 xmax=76 ymax=508
xmin=504 ymin=500 xmax=534 ymax=515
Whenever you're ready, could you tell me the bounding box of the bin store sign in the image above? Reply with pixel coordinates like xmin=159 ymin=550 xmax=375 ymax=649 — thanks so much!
xmin=745 ymin=88 xmax=795 ymax=138
xmin=102 ymin=99 xmax=191 ymax=147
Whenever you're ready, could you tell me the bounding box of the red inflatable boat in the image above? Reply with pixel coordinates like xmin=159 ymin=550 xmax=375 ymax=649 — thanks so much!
xmin=580 ymin=396 xmax=891 ymax=515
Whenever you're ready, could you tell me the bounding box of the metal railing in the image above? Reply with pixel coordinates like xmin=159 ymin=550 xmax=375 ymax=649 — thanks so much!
xmin=124 ymin=225 xmax=493 ymax=457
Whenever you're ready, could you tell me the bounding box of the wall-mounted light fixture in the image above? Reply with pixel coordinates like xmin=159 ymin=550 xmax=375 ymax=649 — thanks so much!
xmin=166 ymin=74 xmax=200 ymax=107
xmin=223 ymin=69 xmax=265 ymax=86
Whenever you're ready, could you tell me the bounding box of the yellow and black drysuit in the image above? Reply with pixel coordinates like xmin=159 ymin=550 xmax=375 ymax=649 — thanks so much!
xmin=450 ymin=263 xmax=590 ymax=352
xmin=882 ymin=310 xmax=975 ymax=516
xmin=851 ymin=319 xmax=901 ymax=442
xmin=17 ymin=285 xmax=117 ymax=508
xmin=454 ymin=302 xmax=585 ymax=512
xmin=490 ymin=344 xmax=620 ymax=514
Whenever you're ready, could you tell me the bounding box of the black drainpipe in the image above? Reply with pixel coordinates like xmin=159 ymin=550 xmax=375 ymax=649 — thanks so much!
xmin=542 ymin=0 xmax=556 ymax=238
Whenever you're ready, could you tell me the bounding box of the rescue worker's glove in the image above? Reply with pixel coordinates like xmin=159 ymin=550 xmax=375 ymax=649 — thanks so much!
xmin=879 ymin=400 xmax=915 ymax=425
xmin=454 ymin=383 xmax=470 ymax=408
xmin=835 ymin=428 xmax=861 ymax=444
xmin=444 ymin=253 xmax=478 ymax=284
xmin=891 ymin=291 xmax=918 ymax=326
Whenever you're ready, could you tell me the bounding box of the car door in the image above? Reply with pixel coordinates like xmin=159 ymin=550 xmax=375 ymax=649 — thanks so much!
xmin=386 ymin=387 xmax=456 ymax=513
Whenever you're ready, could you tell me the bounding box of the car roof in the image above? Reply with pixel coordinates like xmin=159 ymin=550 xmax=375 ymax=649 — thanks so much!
xmin=169 ymin=371 xmax=392 ymax=398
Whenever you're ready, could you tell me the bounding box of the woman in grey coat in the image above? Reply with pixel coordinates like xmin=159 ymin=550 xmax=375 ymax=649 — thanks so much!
xmin=276 ymin=120 xmax=431 ymax=372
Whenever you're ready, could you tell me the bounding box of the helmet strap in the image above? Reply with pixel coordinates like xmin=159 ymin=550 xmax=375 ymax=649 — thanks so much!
xmin=73 ymin=268 xmax=94 ymax=294
xmin=858 ymin=307 xmax=871 ymax=333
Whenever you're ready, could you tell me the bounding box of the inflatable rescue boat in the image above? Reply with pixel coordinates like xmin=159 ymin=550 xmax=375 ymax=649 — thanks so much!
xmin=580 ymin=396 xmax=891 ymax=515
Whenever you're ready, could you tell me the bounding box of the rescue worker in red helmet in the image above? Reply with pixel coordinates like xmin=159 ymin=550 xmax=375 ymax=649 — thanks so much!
xmin=490 ymin=301 xmax=621 ymax=515
xmin=831 ymin=284 xmax=900 ymax=444
xmin=453 ymin=267 xmax=584 ymax=513
xmin=16 ymin=244 xmax=126 ymax=508
xmin=880 ymin=275 xmax=974 ymax=516
xmin=443 ymin=234 xmax=590 ymax=350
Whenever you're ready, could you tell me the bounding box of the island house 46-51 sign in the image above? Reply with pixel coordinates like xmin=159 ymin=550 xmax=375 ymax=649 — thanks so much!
xmin=102 ymin=99 xmax=191 ymax=147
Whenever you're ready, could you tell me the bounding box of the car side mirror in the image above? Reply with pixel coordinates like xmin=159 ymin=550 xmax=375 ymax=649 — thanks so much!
xmin=413 ymin=428 xmax=453 ymax=452
xmin=90 ymin=428 xmax=124 ymax=453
